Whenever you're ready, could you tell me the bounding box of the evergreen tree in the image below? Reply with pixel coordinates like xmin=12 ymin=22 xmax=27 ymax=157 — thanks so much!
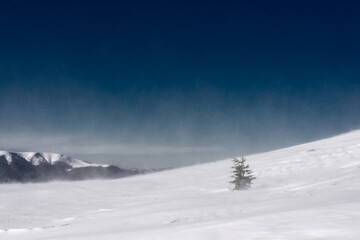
xmin=230 ymin=156 xmax=256 ymax=190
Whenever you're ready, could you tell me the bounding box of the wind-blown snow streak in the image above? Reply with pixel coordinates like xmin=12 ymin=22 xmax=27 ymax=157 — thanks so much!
xmin=1 ymin=130 xmax=360 ymax=239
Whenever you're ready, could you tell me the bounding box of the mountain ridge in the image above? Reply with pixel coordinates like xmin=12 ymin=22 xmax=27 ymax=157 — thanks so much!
xmin=0 ymin=151 xmax=139 ymax=183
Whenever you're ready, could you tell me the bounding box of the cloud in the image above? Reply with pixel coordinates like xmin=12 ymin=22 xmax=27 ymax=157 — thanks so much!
xmin=0 ymin=133 xmax=224 ymax=156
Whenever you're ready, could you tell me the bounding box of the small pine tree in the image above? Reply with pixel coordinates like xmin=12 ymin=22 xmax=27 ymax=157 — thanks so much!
xmin=230 ymin=156 xmax=256 ymax=190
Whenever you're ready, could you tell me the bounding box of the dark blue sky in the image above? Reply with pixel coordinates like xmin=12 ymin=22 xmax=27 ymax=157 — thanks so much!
xmin=1 ymin=1 xmax=360 ymax=167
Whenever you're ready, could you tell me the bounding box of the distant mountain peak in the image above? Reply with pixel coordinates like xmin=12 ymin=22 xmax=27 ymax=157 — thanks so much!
xmin=0 ymin=150 xmax=142 ymax=183
xmin=0 ymin=151 xmax=109 ymax=168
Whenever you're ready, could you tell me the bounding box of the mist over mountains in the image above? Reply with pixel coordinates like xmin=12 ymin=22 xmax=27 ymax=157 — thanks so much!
xmin=0 ymin=151 xmax=142 ymax=183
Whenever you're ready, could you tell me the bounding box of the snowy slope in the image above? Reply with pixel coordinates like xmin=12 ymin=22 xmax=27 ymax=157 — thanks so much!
xmin=1 ymin=130 xmax=360 ymax=239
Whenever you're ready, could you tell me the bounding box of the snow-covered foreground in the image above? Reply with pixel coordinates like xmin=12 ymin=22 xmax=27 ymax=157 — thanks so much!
xmin=1 ymin=131 xmax=360 ymax=239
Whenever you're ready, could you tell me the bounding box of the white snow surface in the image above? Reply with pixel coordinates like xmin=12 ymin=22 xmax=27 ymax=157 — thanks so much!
xmin=1 ymin=130 xmax=360 ymax=239
xmin=0 ymin=151 xmax=108 ymax=168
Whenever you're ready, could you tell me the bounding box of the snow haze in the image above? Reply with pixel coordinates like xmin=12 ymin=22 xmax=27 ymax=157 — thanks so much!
xmin=1 ymin=130 xmax=360 ymax=239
